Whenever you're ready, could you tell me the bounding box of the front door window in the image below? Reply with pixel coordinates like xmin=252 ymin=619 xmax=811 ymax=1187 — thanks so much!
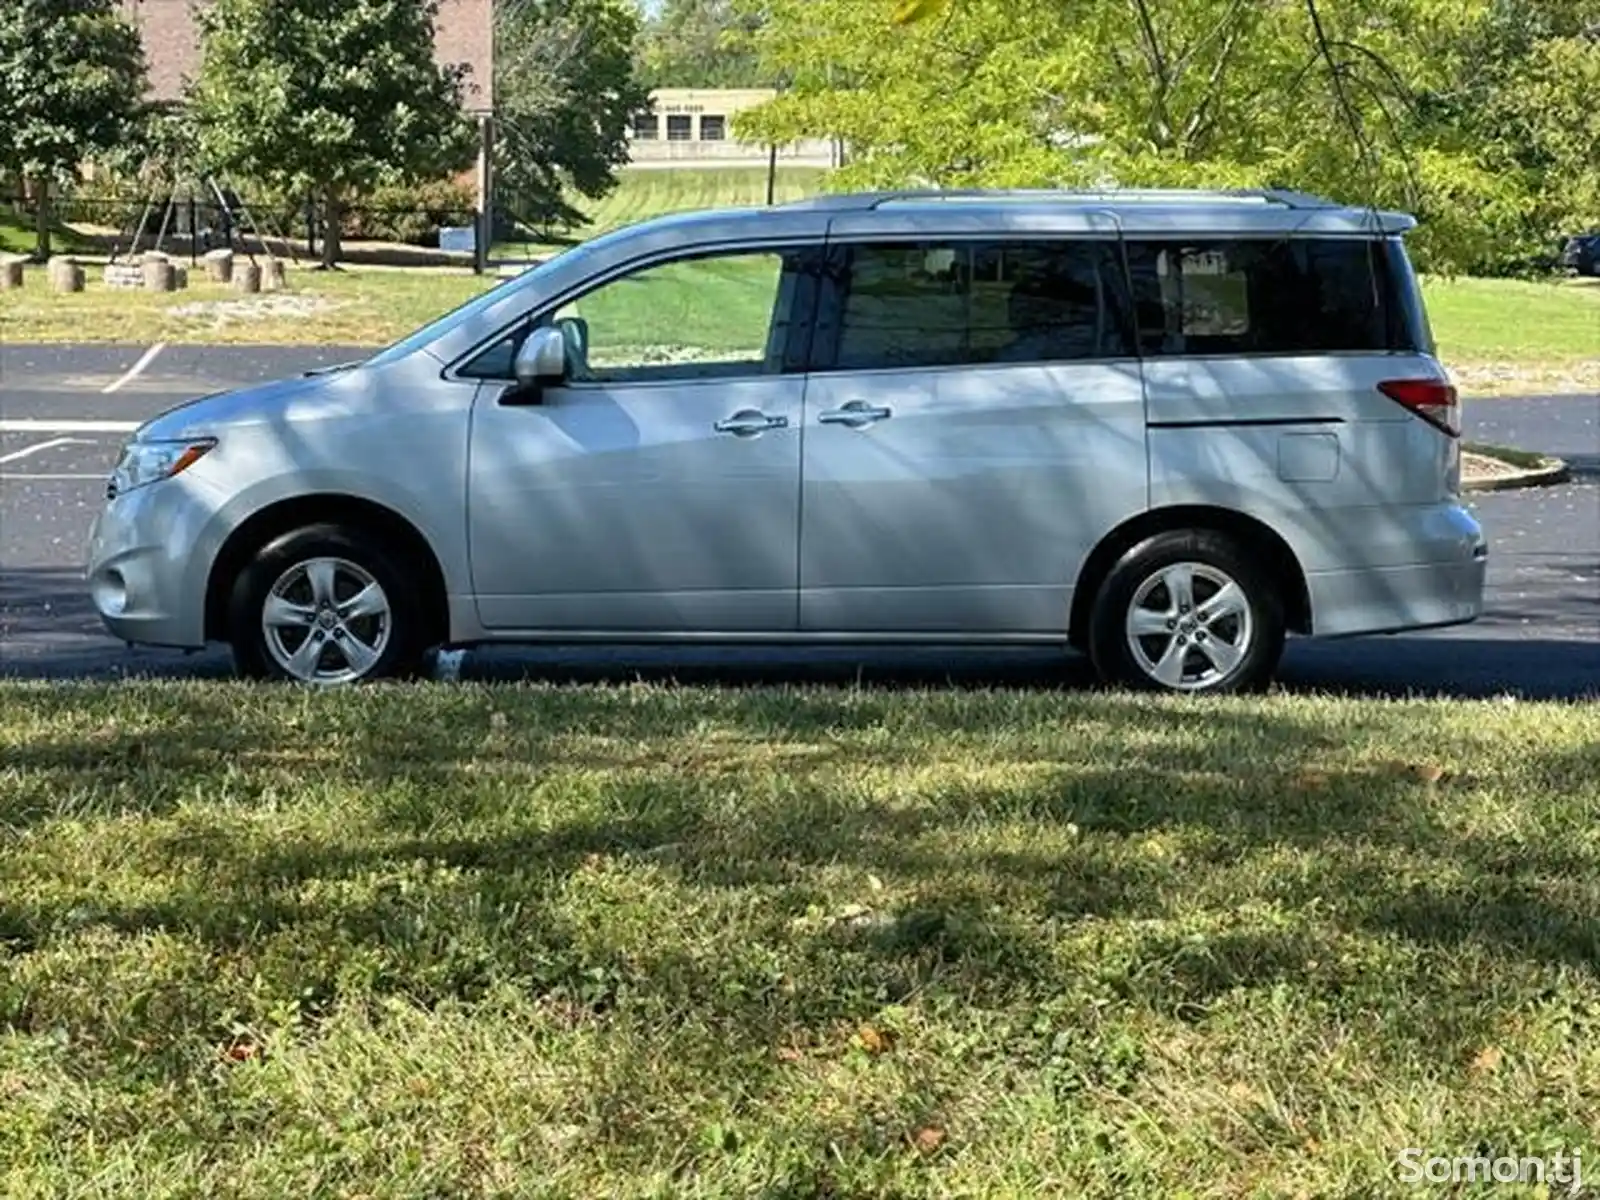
xmin=460 ymin=248 xmax=809 ymax=384
xmin=552 ymin=251 xmax=794 ymax=383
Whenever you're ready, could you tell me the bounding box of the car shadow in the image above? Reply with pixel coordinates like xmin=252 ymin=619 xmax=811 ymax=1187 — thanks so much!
xmin=4 ymin=564 xmax=1597 ymax=699
xmin=3 ymin=566 xmax=1600 ymax=704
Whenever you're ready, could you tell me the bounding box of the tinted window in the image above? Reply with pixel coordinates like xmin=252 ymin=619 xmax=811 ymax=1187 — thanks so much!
xmin=1125 ymin=237 xmax=1419 ymax=357
xmin=1379 ymin=237 xmax=1435 ymax=354
xmin=819 ymin=240 xmax=1132 ymax=371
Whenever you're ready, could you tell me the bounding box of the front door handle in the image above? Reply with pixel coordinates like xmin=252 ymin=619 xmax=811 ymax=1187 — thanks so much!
xmin=818 ymin=402 xmax=893 ymax=428
xmin=715 ymin=410 xmax=788 ymax=437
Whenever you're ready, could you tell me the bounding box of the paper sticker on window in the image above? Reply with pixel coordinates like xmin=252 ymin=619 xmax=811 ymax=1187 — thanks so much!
xmin=1180 ymin=249 xmax=1249 ymax=336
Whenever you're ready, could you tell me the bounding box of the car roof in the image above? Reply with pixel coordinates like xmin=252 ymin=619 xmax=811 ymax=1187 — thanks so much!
xmin=618 ymin=187 xmax=1416 ymax=242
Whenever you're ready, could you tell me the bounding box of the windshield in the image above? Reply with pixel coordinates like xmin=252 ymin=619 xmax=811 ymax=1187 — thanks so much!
xmin=361 ymin=247 xmax=578 ymax=368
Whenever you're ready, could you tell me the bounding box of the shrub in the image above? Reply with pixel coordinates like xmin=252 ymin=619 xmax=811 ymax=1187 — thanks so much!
xmin=341 ymin=179 xmax=478 ymax=246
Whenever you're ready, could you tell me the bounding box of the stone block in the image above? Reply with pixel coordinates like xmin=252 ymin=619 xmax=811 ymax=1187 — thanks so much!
xmin=205 ymin=249 xmax=234 ymax=283
xmin=48 ymin=256 xmax=85 ymax=293
xmin=143 ymin=258 xmax=177 ymax=292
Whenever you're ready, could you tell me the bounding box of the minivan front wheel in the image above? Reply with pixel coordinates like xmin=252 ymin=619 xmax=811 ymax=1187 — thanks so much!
xmin=1087 ymin=530 xmax=1285 ymax=694
xmin=229 ymin=524 xmax=425 ymax=685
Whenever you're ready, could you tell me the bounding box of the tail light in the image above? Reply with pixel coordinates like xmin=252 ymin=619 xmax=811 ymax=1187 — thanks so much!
xmin=1378 ymin=378 xmax=1460 ymax=437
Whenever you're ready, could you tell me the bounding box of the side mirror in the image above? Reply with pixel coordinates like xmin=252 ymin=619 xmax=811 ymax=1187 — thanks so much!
xmin=513 ymin=326 xmax=568 ymax=389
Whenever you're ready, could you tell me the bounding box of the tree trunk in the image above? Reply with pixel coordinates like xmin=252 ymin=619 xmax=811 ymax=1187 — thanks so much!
xmin=320 ymin=185 xmax=342 ymax=269
xmin=33 ymin=178 xmax=52 ymax=263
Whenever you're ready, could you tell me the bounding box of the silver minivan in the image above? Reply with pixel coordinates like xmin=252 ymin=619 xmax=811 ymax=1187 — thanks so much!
xmin=86 ymin=188 xmax=1487 ymax=693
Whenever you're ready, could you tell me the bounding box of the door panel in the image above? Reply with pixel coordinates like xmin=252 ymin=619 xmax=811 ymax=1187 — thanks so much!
xmin=469 ymin=377 xmax=803 ymax=630
xmin=800 ymin=363 xmax=1148 ymax=633
xmin=799 ymin=237 xmax=1149 ymax=635
xmin=465 ymin=246 xmax=816 ymax=632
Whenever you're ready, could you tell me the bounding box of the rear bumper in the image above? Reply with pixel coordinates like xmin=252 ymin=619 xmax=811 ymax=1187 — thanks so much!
xmin=1306 ymin=518 xmax=1487 ymax=639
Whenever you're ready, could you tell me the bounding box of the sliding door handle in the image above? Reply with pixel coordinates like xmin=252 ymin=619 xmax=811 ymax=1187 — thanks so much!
xmin=818 ymin=402 xmax=892 ymax=428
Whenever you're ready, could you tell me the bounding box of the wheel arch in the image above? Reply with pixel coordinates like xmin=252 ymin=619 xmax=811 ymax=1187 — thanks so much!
xmin=204 ymin=493 xmax=450 ymax=647
xmin=1069 ymin=505 xmax=1312 ymax=647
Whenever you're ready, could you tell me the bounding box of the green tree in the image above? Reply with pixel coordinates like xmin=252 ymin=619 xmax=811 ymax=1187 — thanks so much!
xmin=0 ymin=0 xmax=146 ymax=260
xmin=1436 ymin=0 xmax=1600 ymax=262
xmin=495 ymin=0 xmax=650 ymax=229
xmin=734 ymin=0 xmax=1545 ymax=272
xmin=636 ymin=0 xmax=767 ymax=88
xmin=189 ymin=0 xmax=477 ymax=268
xmin=1512 ymin=33 xmax=1600 ymax=233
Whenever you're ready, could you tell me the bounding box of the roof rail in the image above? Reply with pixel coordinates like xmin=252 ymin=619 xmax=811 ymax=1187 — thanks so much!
xmin=777 ymin=188 xmax=1005 ymax=211
xmin=1252 ymin=188 xmax=1339 ymax=209
xmin=780 ymin=186 xmax=1341 ymax=212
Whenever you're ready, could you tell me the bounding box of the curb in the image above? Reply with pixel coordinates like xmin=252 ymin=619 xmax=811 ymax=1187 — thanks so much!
xmin=1462 ymin=454 xmax=1571 ymax=493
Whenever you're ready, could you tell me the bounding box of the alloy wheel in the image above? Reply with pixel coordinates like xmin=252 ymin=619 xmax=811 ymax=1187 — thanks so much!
xmin=1124 ymin=561 xmax=1255 ymax=691
xmin=260 ymin=556 xmax=393 ymax=685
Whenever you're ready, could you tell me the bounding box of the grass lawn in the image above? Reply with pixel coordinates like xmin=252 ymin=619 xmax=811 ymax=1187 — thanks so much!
xmin=2 ymin=682 xmax=1599 ymax=1196
xmin=494 ymin=167 xmax=830 ymax=256
xmin=0 ymin=265 xmax=493 ymax=347
xmin=0 ymin=209 xmax=93 ymax=258
xmin=1420 ymin=276 xmax=1600 ymax=395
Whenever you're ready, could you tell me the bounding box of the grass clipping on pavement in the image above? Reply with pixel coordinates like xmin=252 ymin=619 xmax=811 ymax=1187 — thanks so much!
xmin=2 ymin=681 xmax=1598 ymax=1196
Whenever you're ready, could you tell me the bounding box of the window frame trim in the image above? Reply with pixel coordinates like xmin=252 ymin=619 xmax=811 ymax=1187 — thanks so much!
xmin=444 ymin=239 xmax=829 ymax=387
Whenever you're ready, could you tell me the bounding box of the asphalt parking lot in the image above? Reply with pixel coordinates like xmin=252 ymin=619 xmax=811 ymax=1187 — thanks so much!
xmin=2 ymin=342 xmax=1596 ymax=696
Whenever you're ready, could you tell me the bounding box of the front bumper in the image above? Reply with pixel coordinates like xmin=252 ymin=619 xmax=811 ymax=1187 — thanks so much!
xmin=86 ymin=478 xmax=213 ymax=649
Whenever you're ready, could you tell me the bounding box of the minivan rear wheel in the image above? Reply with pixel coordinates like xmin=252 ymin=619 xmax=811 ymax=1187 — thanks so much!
xmin=229 ymin=524 xmax=425 ymax=685
xmin=1087 ymin=530 xmax=1285 ymax=694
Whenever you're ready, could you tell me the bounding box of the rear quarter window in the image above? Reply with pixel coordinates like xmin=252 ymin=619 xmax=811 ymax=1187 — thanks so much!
xmin=1126 ymin=236 xmax=1422 ymax=357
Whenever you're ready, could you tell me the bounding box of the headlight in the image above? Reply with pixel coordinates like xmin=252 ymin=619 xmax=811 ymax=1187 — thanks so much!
xmin=107 ymin=437 xmax=216 ymax=499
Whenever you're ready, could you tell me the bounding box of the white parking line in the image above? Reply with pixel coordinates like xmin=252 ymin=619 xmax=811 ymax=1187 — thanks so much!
xmin=0 ymin=437 xmax=91 ymax=465
xmin=101 ymin=342 xmax=167 ymax=394
xmin=0 ymin=473 xmax=106 ymax=481
xmin=0 ymin=420 xmax=139 ymax=433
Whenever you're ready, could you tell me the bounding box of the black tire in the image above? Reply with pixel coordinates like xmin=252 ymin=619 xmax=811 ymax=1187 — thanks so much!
xmin=1086 ymin=529 xmax=1286 ymax=695
xmin=228 ymin=523 xmax=427 ymax=684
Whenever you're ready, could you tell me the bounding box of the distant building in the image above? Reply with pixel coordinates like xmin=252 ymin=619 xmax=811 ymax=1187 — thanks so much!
xmin=628 ymin=88 xmax=840 ymax=169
